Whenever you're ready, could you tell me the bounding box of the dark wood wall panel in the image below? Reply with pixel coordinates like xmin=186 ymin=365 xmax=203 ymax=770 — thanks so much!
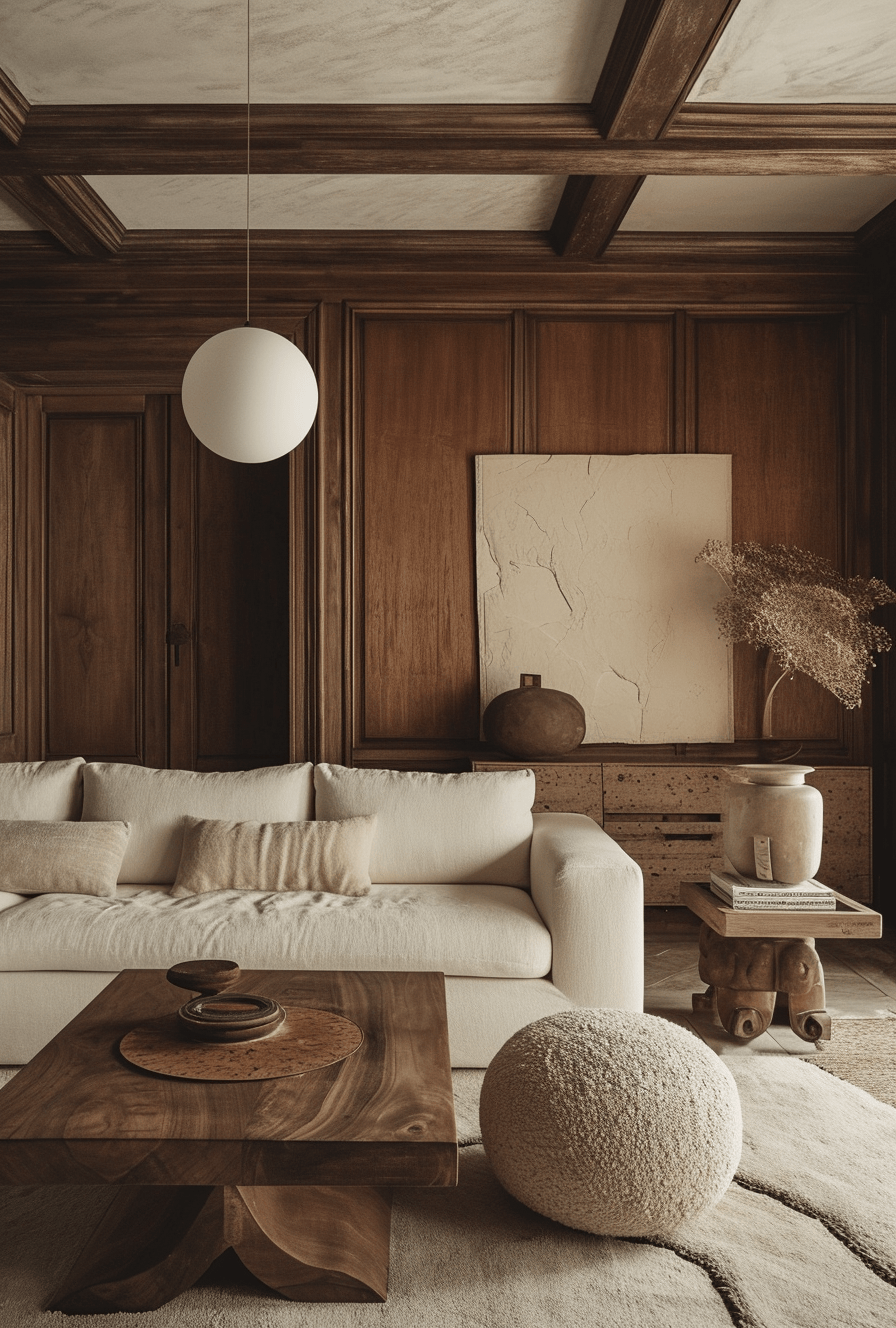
xmin=194 ymin=448 xmax=290 ymax=770
xmin=356 ymin=316 xmax=512 ymax=749
xmin=0 ymin=393 xmax=12 ymax=743
xmin=45 ymin=413 xmax=142 ymax=759
xmin=531 ymin=317 xmax=673 ymax=453
xmin=695 ymin=318 xmax=845 ymax=743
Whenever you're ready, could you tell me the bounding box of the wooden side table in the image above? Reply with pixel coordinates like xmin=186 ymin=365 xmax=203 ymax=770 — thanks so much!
xmin=680 ymin=881 xmax=883 ymax=1043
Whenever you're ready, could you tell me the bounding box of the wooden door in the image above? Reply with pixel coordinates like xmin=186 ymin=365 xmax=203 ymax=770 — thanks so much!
xmin=19 ymin=391 xmax=291 ymax=771
xmin=23 ymin=393 xmax=168 ymax=766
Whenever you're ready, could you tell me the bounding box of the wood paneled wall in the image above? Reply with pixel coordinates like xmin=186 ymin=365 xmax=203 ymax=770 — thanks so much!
xmin=341 ymin=307 xmax=868 ymax=769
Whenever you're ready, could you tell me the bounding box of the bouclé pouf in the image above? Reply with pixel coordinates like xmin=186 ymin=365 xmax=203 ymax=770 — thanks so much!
xmin=480 ymin=1009 xmax=742 ymax=1238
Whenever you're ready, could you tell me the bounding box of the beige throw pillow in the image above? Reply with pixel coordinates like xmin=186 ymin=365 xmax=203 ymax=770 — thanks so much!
xmin=171 ymin=815 xmax=377 ymax=898
xmin=0 ymin=820 xmax=131 ymax=897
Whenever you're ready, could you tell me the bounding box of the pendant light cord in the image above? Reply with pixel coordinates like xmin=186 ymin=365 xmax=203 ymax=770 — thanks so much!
xmin=246 ymin=0 xmax=251 ymax=326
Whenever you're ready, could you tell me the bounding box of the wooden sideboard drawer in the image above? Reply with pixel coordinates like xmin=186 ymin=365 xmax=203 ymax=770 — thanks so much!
xmin=604 ymin=819 xmax=723 ymax=905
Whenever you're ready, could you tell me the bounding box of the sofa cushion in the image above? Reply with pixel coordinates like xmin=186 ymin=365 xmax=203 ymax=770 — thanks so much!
xmin=172 ymin=815 xmax=376 ymax=898
xmin=81 ymin=763 xmax=315 ymax=884
xmin=313 ymin=765 xmax=535 ymax=886
xmin=0 ymin=821 xmax=130 ymax=898
xmin=0 ymin=882 xmax=552 ymax=980
xmin=0 ymin=758 xmax=85 ymax=821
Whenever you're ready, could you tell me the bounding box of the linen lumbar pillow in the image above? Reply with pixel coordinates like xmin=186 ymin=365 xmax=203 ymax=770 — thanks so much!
xmin=171 ymin=815 xmax=377 ymax=898
xmin=0 ymin=820 xmax=130 ymax=897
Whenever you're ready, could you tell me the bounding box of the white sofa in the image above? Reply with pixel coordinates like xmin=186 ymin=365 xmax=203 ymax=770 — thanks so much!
xmin=0 ymin=758 xmax=644 ymax=1067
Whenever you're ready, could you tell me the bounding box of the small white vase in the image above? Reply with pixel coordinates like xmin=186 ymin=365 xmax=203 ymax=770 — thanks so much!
xmin=723 ymin=765 xmax=823 ymax=885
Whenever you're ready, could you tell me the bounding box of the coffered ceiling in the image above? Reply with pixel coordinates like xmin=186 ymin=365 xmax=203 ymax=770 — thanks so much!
xmin=0 ymin=0 xmax=895 ymax=258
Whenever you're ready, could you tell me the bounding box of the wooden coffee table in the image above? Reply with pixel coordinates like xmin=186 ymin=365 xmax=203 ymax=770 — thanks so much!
xmin=0 ymin=968 xmax=457 ymax=1313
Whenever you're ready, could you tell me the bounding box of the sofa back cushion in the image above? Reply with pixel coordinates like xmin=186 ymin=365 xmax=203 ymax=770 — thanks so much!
xmin=82 ymin=762 xmax=315 ymax=884
xmin=313 ymin=765 xmax=535 ymax=885
xmin=0 ymin=758 xmax=85 ymax=820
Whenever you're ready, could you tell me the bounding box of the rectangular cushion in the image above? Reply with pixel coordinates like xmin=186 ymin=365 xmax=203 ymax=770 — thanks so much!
xmin=0 ymin=821 xmax=130 ymax=897
xmin=313 ymin=765 xmax=535 ymax=886
xmin=81 ymin=762 xmax=315 ymax=884
xmin=172 ymin=815 xmax=376 ymax=898
xmin=0 ymin=759 xmax=85 ymax=821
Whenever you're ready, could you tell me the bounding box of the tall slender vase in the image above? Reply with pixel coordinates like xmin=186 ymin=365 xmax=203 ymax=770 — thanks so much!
xmin=723 ymin=765 xmax=823 ymax=884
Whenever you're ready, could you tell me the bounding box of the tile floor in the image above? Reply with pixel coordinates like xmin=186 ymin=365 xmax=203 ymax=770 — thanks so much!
xmin=643 ymin=909 xmax=896 ymax=1060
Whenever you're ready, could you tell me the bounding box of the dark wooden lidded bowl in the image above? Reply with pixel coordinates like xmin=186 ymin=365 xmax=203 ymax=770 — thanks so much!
xmin=166 ymin=960 xmax=286 ymax=1043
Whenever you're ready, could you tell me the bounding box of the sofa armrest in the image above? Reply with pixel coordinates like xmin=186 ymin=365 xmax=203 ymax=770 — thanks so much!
xmin=530 ymin=812 xmax=643 ymax=1012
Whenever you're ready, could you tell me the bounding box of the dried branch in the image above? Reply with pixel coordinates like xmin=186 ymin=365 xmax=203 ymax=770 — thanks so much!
xmin=696 ymin=541 xmax=896 ymax=708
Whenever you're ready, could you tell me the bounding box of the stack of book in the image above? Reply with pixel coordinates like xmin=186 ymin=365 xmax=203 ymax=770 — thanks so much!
xmin=710 ymin=870 xmax=836 ymax=911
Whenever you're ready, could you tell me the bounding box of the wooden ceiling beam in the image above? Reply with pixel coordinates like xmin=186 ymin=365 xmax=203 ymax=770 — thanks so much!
xmin=1 ymin=175 xmax=124 ymax=256
xmin=0 ymin=67 xmax=29 ymax=146
xmin=552 ymin=0 xmax=741 ymax=259
xmin=0 ymin=69 xmax=123 ymax=256
xmin=2 ymin=104 xmax=896 ymax=175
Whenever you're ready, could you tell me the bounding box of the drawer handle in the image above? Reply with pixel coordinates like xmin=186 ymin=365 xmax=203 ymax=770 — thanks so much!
xmin=663 ymin=832 xmax=714 ymax=841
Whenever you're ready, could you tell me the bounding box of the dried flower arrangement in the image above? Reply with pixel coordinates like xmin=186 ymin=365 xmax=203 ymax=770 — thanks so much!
xmin=696 ymin=541 xmax=896 ymax=730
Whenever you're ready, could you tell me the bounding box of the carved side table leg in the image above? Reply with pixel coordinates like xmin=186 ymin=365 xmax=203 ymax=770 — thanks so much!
xmin=713 ymin=985 xmax=776 ymax=1041
xmin=777 ymin=938 xmax=832 ymax=1042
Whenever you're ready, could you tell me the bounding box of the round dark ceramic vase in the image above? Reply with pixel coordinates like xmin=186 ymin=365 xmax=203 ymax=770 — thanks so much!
xmin=483 ymin=674 xmax=586 ymax=760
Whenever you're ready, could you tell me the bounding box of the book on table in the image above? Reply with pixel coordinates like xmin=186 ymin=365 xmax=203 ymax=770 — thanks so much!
xmin=709 ymin=870 xmax=836 ymax=911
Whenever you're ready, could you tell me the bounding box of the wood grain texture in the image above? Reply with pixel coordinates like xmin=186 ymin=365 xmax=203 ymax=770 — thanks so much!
xmin=0 ymin=174 xmax=124 ymax=256
xmin=50 ymin=1183 xmax=392 ymax=1310
xmin=44 ymin=410 xmax=141 ymax=759
xmin=355 ymin=314 xmax=511 ymax=749
xmin=0 ymin=969 xmax=457 ymax=1188
xmin=604 ymin=819 xmax=723 ymax=904
xmin=553 ymin=0 xmax=741 ymax=258
xmin=0 ymin=65 xmax=29 ymax=146
xmin=680 ymin=880 xmax=882 ymax=939
xmin=5 ymin=102 xmax=895 ymax=175
xmin=695 ymin=317 xmax=847 ymax=743
xmin=0 ymin=399 xmax=12 ymax=737
xmin=529 ymin=316 xmax=673 ymax=453
xmin=593 ymin=0 xmax=742 ymax=139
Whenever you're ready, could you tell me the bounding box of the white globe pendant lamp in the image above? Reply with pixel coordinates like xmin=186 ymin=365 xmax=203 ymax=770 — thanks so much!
xmin=182 ymin=325 xmax=318 ymax=464
xmin=181 ymin=0 xmax=318 ymax=464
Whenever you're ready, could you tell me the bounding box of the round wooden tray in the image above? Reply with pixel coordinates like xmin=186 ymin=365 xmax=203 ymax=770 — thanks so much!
xmin=119 ymin=1005 xmax=364 ymax=1081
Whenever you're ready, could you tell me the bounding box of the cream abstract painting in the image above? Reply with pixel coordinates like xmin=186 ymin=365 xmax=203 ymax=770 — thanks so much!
xmin=476 ymin=454 xmax=733 ymax=743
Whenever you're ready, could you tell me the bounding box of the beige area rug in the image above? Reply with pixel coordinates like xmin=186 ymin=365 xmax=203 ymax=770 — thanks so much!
xmin=801 ymin=1015 xmax=896 ymax=1108
xmin=0 ymin=1057 xmax=894 ymax=1328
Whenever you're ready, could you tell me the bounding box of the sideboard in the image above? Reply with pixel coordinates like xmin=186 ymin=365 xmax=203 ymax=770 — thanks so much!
xmin=471 ymin=762 xmax=872 ymax=906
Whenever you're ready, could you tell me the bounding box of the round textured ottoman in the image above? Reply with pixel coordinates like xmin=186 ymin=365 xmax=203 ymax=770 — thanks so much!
xmin=480 ymin=1009 xmax=742 ymax=1238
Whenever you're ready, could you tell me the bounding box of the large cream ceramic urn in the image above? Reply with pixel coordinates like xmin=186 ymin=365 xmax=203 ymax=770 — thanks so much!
xmin=723 ymin=765 xmax=823 ymax=885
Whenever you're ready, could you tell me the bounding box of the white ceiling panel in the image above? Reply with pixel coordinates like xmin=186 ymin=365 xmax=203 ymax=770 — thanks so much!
xmin=0 ymin=0 xmax=625 ymax=104
xmin=690 ymin=0 xmax=896 ymax=103
xmin=620 ymin=176 xmax=896 ymax=232
xmin=86 ymin=174 xmax=568 ymax=230
xmin=0 ymin=186 xmax=41 ymax=230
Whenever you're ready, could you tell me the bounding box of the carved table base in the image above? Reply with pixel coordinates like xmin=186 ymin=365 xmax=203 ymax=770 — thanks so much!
xmin=51 ymin=1183 xmax=392 ymax=1313
xmin=694 ymin=923 xmax=833 ymax=1043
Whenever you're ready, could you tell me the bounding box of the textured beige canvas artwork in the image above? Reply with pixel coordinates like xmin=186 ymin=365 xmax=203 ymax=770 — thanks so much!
xmin=476 ymin=454 xmax=733 ymax=743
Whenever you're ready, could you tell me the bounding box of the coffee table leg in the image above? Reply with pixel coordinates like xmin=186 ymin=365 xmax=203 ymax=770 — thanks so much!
xmin=51 ymin=1184 xmax=392 ymax=1312
xmin=232 ymin=1185 xmax=392 ymax=1302
xmin=50 ymin=1185 xmax=228 ymax=1313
